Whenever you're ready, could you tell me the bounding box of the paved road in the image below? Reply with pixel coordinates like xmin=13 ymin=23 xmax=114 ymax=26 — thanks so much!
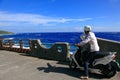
xmin=0 ymin=50 xmax=120 ymax=80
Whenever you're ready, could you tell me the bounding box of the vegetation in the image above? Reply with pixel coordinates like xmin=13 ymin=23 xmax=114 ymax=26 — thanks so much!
xmin=0 ymin=30 xmax=14 ymax=34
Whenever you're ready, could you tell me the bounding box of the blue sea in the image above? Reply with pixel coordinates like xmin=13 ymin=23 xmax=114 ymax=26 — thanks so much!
xmin=0 ymin=32 xmax=120 ymax=52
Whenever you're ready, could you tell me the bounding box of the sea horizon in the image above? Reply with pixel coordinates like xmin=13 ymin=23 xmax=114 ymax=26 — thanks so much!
xmin=0 ymin=32 xmax=120 ymax=52
xmin=0 ymin=32 xmax=120 ymax=42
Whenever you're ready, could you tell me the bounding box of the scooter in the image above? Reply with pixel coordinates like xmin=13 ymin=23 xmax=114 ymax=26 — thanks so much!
xmin=69 ymin=46 xmax=120 ymax=78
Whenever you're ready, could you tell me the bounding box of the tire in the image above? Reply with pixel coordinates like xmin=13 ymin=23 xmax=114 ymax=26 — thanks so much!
xmin=110 ymin=61 xmax=120 ymax=71
xmin=69 ymin=59 xmax=77 ymax=69
xmin=106 ymin=69 xmax=116 ymax=78
xmin=101 ymin=64 xmax=117 ymax=78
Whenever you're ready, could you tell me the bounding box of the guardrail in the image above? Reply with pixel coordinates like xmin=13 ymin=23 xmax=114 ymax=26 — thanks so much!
xmin=0 ymin=39 xmax=70 ymax=61
xmin=29 ymin=39 xmax=70 ymax=61
xmin=97 ymin=38 xmax=120 ymax=63
xmin=0 ymin=38 xmax=120 ymax=63
xmin=0 ymin=38 xmax=30 ymax=53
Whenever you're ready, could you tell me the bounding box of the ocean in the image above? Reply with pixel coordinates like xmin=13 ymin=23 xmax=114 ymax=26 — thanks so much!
xmin=0 ymin=32 xmax=120 ymax=52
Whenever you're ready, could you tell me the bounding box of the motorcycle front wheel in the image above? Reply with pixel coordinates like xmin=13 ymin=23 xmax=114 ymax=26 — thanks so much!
xmin=69 ymin=59 xmax=77 ymax=69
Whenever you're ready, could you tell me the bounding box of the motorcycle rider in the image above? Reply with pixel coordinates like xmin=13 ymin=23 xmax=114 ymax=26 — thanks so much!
xmin=75 ymin=25 xmax=100 ymax=79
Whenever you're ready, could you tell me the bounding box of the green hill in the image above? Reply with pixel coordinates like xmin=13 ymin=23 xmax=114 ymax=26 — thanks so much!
xmin=0 ymin=30 xmax=14 ymax=34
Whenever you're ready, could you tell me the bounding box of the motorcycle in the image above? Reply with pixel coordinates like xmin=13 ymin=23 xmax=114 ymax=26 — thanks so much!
xmin=69 ymin=46 xmax=120 ymax=78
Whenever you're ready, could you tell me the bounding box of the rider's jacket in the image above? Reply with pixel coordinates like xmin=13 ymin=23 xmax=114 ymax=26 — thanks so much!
xmin=79 ymin=32 xmax=99 ymax=52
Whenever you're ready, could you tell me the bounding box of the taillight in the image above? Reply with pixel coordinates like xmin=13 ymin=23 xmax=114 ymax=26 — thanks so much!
xmin=112 ymin=53 xmax=117 ymax=60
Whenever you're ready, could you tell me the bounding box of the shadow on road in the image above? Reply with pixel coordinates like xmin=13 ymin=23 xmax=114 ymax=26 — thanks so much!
xmin=37 ymin=63 xmax=109 ymax=79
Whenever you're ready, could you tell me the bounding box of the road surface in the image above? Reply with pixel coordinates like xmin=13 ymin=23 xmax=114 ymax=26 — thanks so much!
xmin=0 ymin=50 xmax=120 ymax=80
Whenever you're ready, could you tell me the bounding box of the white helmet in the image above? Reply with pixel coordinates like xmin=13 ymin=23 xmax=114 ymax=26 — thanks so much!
xmin=84 ymin=25 xmax=91 ymax=31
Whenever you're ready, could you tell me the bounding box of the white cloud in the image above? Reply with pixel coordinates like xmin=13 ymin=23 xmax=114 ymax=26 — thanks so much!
xmin=0 ymin=11 xmax=92 ymax=27
xmin=73 ymin=26 xmax=83 ymax=31
xmin=92 ymin=26 xmax=120 ymax=32
xmin=0 ymin=22 xmax=16 ymax=26
xmin=96 ymin=16 xmax=108 ymax=19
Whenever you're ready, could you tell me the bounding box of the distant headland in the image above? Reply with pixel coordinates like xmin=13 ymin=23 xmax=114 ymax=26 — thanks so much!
xmin=0 ymin=30 xmax=14 ymax=34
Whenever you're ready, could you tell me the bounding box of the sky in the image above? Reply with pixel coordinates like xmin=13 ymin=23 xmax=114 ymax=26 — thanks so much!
xmin=0 ymin=0 xmax=120 ymax=33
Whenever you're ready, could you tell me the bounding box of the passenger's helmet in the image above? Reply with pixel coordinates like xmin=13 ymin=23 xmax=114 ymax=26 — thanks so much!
xmin=84 ymin=25 xmax=91 ymax=31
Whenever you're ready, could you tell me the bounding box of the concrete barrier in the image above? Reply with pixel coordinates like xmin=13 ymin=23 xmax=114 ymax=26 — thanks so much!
xmin=30 ymin=39 xmax=70 ymax=61
xmin=0 ymin=38 xmax=120 ymax=63
xmin=97 ymin=38 xmax=120 ymax=63
xmin=0 ymin=39 xmax=30 ymax=53
xmin=29 ymin=38 xmax=120 ymax=63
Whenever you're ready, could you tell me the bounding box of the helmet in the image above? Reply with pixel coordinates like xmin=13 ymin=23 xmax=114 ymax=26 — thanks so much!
xmin=84 ymin=25 xmax=91 ymax=31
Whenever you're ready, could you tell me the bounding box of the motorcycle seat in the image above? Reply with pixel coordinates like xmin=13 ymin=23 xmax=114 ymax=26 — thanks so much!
xmin=94 ymin=52 xmax=110 ymax=59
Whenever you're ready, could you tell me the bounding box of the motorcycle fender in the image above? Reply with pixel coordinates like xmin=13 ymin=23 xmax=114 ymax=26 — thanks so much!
xmin=93 ymin=54 xmax=114 ymax=66
xmin=110 ymin=61 xmax=120 ymax=71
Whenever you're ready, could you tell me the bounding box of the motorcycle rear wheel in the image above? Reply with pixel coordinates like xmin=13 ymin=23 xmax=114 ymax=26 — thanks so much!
xmin=101 ymin=64 xmax=117 ymax=78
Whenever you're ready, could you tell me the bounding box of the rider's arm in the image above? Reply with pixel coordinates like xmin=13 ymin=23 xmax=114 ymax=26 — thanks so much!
xmin=78 ymin=36 xmax=91 ymax=46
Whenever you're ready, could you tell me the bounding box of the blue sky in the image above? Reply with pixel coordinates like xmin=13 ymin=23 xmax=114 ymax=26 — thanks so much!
xmin=0 ymin=0 xmax=120 ymax=33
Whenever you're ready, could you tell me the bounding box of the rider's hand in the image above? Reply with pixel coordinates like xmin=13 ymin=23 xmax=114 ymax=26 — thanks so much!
xmin=75 ymin=44 xmax=80 ymax=46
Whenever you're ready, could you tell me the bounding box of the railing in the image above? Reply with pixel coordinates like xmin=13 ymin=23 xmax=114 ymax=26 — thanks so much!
xmin=29 ymin=39 xmax=70 ymax=61
xmin=0 ymin=39 xmax=70 ymax=61
xmin=0 ymin=38 xmax=30 ymax=53
xmin=97 ymin=38 xmax=120 ymax=63
xmin=0 ymin=38 xmax=120 ymax=63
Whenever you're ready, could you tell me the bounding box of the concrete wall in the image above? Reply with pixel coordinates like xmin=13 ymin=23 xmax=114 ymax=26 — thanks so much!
xmin=30 ymin=39 xmax=70 ymax=61
xmin=0 ymin=38 xmax=120 ymax=63
xmin=30 ymin=38 xmax=120 ymax=63
xmin=97 ymin=38 xmax=120 ymax=63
